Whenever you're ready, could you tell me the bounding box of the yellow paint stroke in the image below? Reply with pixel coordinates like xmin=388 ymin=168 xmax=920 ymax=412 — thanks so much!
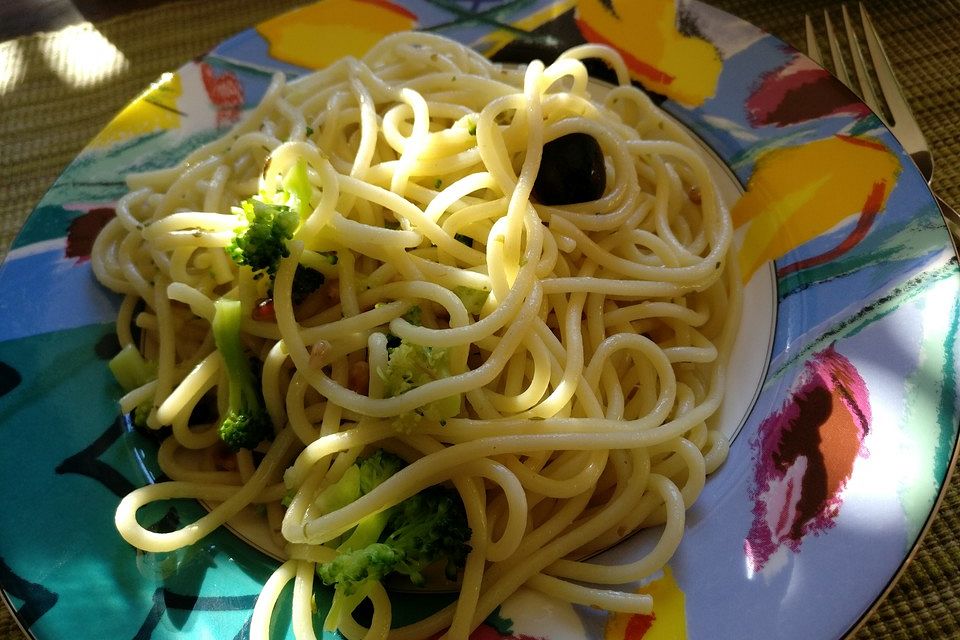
xmin=575 ymin=0 xmax=721 ymax=106
xmin=604 ymin=566 xmax=687 ymax=640
xmin=733 ymin=135 xmax=901 ymax=282
xmin=89 ymin=71 xmax=182 ymax=148
xmin=256 ymin=0 xmax=416 ymax=70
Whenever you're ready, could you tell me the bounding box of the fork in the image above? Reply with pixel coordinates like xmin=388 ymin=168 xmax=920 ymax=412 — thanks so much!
xmin=804 ymin=3 xmax=933 ymax=181
xmin=803 ymin=4 xmax=960 ymax=240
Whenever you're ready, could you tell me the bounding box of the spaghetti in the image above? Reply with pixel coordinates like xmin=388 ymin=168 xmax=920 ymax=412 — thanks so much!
xmin=93 ymin=31 xmax=740 ymax=640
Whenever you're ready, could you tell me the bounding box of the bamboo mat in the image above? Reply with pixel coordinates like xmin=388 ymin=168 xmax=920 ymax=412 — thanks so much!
xmin=1 ymin=0 xmax=959 ymax=638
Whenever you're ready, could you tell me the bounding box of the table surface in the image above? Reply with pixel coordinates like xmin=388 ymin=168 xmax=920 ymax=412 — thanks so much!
xmin=1 ymin=1 xmax=959 ymax=639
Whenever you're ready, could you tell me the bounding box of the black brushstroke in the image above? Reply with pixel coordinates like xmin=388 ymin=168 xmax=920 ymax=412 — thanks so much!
xmin=677 ymin=2 xmax=707 ymax=39
xmin=147 ymin=507 xmax=181 ymax=534
xmin=133 ymin=587 xmax=258 ymax=640
xmin=0 ymin=556 xmax=58 ymax=628
xmin=489 ymin=6 xmax=669 ymax=106
xmin=58 ymin=181 xmax=127 ymax=187
xmin=123 ymin=409 xmax=172 ymax=448
xmin=772 ymin=258 xmax=959 ymax=377
xmin=490 ymin=6 xmax=581 ymax=65
xmin=232 ymin=615 xmax=253 ymax=640
xmin=423 ymin=0 xmax=544 ymax=42
xmin=598 ymin=0 xmax=618 ymax=18
xmin=0 ymin=361 xmax=22 ymax=397
xmin=94 ymin=332 xmax=121 ymax=360
xmin=141 ymin=97 xmax=188 ymax=117
xmin=54 ymin=416 xmax=134 ymax=497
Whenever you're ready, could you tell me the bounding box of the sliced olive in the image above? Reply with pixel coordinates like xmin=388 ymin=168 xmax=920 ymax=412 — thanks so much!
xmin=532 ymin=132 xmax=606 ymax=205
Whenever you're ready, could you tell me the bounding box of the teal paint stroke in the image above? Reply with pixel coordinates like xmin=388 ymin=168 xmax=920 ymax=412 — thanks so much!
xmin=897 ymin=277 xmax=960 ymax=542
xmin=14 ymin=127 xmax=224 ymax=249
xmin=769 ymin=257 xmax=959 ymax=382
xmin=0 ymin=324 xmax=278 ymax=638
xmin=778 ymin=207 xmax=944 ymax=299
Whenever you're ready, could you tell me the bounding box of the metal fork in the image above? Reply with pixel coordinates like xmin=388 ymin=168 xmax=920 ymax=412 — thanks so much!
xmin=804 ymin=3 xmax=959 ymax=238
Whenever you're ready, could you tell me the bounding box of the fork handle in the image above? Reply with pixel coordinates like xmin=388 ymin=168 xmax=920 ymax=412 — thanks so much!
xmin=936 ymin=195 xmax=960 ymax=251
xmin=911 ymin=150 xmax=934 ymax=184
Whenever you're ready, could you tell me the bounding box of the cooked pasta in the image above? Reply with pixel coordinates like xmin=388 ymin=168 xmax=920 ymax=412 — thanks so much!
xmin=93 ymin=31 xmax=740 ymax=640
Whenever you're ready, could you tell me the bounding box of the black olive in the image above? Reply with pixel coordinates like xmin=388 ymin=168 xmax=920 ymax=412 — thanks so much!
xmin=532 ymin=132 xmax=606 ymax=205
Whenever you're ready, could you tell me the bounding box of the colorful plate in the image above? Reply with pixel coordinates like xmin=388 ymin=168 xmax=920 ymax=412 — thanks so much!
xmin=1 ymin=1 xmax=957 ymax=639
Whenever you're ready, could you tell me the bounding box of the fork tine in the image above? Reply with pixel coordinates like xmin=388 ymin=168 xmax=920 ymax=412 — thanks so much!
xmin=859 ymin=3 xmax=933 ymax=180
xmin=803 ymin=2 xmax=933 ymax=181
xmin=824 ymin=9 xmax=852 ymax=86
xmin=859 ymin=3 xmax=910 ymax=128
xmin=841 ymin=4 xmax=883 ymax=117
xmin=804 ymin=14 xmax=824 ymax=65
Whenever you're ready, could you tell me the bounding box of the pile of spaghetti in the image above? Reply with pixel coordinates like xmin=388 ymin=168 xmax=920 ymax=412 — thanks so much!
xmin=92 ymin=32 xmax=739 ymax=640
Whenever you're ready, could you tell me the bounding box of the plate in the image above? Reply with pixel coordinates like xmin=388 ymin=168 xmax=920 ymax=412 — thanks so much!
xmin=0 ymin=1 xmax=957 ymax=638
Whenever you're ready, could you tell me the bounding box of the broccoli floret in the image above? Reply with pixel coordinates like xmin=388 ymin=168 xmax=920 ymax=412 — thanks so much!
xmin=453 ymin=286 xmax=489 ymax=315
xmin=225 ymin=198 xmax=299 ymax=279
xmin=316 ymin=473 xmax=471 ymax=631
xmin=317 ymin=543 xmax=404 ymax=594
xmin=265 ymin=264 xmax=325 ymax=307
xmin=305 ymin=450 xmax=406 ymax=550
xmin=212 ymin=297 xmax=272 ymax=450
xmin=357 ymin=449 xmax=407 ymax=494
xmin=317 ymin=485 xmax=470 ymax=590
xmin=384 ymin=486 xmax=472 ymax=583
xmin=109 ymin=343 xmax=157 ymax=427
xmin=226 ymin=159 xmax=316 ymax=281
xmin=402 ymin=304 xmax=422 ymax=326
xmin=378 ymin=340 xmax=460 ymax=430
xmin=290 ymin=264 xmax=325 ymax=305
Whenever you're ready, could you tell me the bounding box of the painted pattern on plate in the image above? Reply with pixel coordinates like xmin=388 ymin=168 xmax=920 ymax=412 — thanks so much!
xmin=0 ymin=1 xmax=957 ymax=639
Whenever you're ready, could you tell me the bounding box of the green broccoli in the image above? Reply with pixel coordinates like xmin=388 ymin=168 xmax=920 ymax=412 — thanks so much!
xmin=315 ymin=452 xmax=471 ymax=632
xmin=378 ymin=339 xmax=461 ymax=430
xmin=453 ymin=285 xmax=489 ymax=315
xmin=336 ymin=450 xmax=408 ymax=551
xmin=212 ymin=297 xmax=272 ymax=450
xmin=357 ymin=449 xmax=407 ymax=494
xmin=289 ymin=264 xmax=325 ymax=305
xmin=109 ymin=343 xmax=157 ymax=428
xmin=402 ymin=304 xmax=423 ymax=326
xmin=225 ymin=198 xmax=299 ymax=279
xmin=316 ymin=485 xmax=471 ymax=592
xmin=282 ymin=158 xmax=313 ymax=221
xmin=384 ymin=486 xmax=472 ymax=583
xmin=302 ymin=450 xmax=406 ymax=549
xmin=109 ymin=343 xmax=156 ymax=390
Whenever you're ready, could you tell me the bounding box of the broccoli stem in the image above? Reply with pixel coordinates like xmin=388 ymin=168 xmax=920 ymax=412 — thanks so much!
xmin=338 ymin=509 xmax=391 ymax=553
xmin=212 ymin=298 xmax=259 ymax=413
xmin=314 ymin=459 xmax=472 ymax=632
xmin=109 ymin=343 xmax=156 ymax=391
xmin=323 ymin=587 xmax=368 ymax=632
xmin=283 ymin=158 xmax=312 ymax=221
xmin=109 ymin=344 xmax=157 ymax=428
xmin=212 ymin=297 xmax=272 ymax=450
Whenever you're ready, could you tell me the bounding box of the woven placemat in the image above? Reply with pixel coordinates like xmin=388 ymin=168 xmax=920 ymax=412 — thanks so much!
xmin=1 ymin=0 xmax=959 ymax=638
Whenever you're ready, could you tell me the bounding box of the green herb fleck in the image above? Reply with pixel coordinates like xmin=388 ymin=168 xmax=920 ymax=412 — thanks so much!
xmin=402 ymin=305 xmax=423 ymax=326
